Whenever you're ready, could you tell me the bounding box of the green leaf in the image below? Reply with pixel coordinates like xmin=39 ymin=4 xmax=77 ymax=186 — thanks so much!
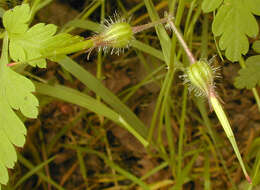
xmin=0 ymin=159 xmax=8 ymax=185
xmin=0 ymin=34 xmax=39 ymax=187
xmin=212 ymin=0 xmax=260 ymax=62
xmin=8 ymin=23 xmax=57 ymax=67
xmin=234 ymin=55 xmax=260 ymax=89
xmin=202 ymin=0 xmax=223 ymax=13
xmin=0 ymin=7 xmax=5 ymax=18
xmin=3 ymin=3 xmax=30 ymax=35
xmin=253 ymin=40 xmax=260 ymax=53
xmin=247 ymin=0 xmax=260 ymax=15
xmin=3 ymin=4 xmax=82 ymax=67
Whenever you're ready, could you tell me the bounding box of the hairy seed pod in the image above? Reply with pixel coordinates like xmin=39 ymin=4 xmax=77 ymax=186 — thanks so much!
xmin=186 ymin=60 xmax=215 ymax=97
xmin=92 ymin=14 xmax=134 ymax=56
xmin=101 ymin=22 xmax=133 ymax=48
xmin=91 ymin=12 xmax=171 ymax=56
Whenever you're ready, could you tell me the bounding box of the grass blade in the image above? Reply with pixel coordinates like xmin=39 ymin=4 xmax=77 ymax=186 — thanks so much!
xmin=17 ymin=154 xmax=65 ymax=190
xmin=35 ymin=82 xmax=148 ymax=146
xmin=14 ymin=156 xmax=55 ymax=189
xmin=143 ymin=0 xmax=171 ymax=65
xmin=65 ymin=145 xmax=150 ymax=190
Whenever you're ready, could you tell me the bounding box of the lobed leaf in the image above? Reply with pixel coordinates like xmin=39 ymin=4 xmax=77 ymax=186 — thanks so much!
xmin=202 ymin=0 xmax=223 ymax=13
xmin=3 ymin=3 xmax=30 ymax=35
xmin=3 ymin=4 xmax=48 ymax=67
xmin=3 ymin=4 xmax=82 ymax=67
xmin=234 ymin=55 xmax=260 ymax=89
xmin=247 ymin=0 xmax=260 ymax=15
xmin=0 ymin=34 xmax=39 ymax=187
xmin=203 ymin=0 xmax=260 ymax=62
xmin=9 ymin=23 xmax=57 ymax=67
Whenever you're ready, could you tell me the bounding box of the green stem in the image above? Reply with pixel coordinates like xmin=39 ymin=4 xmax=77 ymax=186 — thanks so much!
xmin=252 ymin=88 xmax=260 ymax=112
xmin=148 ymin=69 xmax=171 ymax=142
xmin=158 ymin=66 xmax=175 ymax=149
xmin=201 ymin=14 xmax=209 ymax=59
xmin=168 ymin=0 xmax=177 ymax=15
xmin=96 ymin=0 xmax=105 ymax=120
xmin=128 ymin=2 xmax=145 ymax=16
xmin=177 ymin=86 xmax=188 ymax=176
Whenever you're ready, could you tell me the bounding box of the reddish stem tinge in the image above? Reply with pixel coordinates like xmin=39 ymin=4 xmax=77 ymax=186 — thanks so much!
xmin=168 ymin=20 xmax=196 ymax=65
xmin=132 ymin=16 xmax=170 ymax=34
xmin=7 ymin=62 xmax=19 ymax=67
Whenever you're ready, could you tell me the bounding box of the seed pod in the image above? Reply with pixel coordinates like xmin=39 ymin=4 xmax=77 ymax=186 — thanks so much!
xmin=91 ymin=12 xmax=171 ymax=56
xmin=186 ymin=60 xmax=215 ymax=97
xmin=101 ymin=22 xmax=133 ymax=48
xmin=93 ymin=17 xmax=134 ymax=55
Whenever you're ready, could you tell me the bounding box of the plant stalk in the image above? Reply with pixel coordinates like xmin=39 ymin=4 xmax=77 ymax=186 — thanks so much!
xmin=167 ymin=20 xmax=196 ymax=65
